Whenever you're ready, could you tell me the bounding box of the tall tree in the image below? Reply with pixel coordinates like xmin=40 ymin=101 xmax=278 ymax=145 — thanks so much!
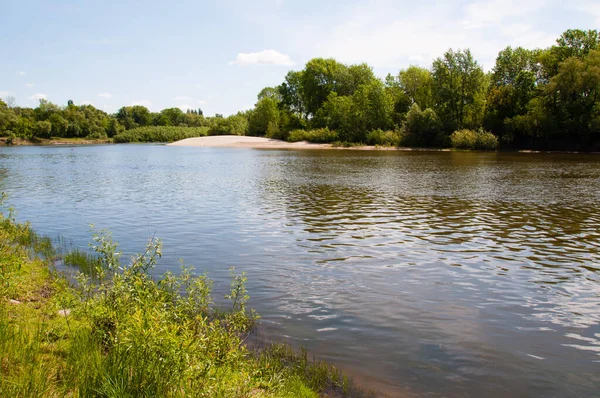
xmin=398 ymin=66 xmax=434 ymax=110
xmin=432 ymin=49 xmax=487 ymax=132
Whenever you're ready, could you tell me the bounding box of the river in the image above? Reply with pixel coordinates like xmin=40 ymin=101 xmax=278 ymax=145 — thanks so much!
xmin=0 ymin=144 xmax=598 ymax=397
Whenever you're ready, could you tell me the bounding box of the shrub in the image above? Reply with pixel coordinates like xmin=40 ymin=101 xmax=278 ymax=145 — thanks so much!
xmin=366 ymin=129 xmax=404 ymax=146
xmin=287 ymin=128 xmax=339 ymax=143
xmin=113 ymin=126 xmax=209 ymax=143
xmin=450 ymin=128 xmax=499 ymax=150
xmin=404 ymin=104 xmax=443 ymax=147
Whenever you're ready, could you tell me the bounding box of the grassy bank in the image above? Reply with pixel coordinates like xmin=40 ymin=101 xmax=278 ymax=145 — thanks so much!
xmin=0 ymin=198 xmax=368 ymax=397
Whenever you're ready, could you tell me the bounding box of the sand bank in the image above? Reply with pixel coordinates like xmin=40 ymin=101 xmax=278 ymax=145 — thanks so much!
xmin=167 ymin=135 xmax=333 ymax=149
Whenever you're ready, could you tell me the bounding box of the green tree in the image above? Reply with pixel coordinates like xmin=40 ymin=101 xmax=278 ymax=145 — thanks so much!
xmin=398 ymin=66 xmax=434 ymax=110
xmin=432 ymin=49 xmax=487 ymax=132
xmin=249 ymin=97 xmax=280 ymax=136
xmin=484 ymin=47 xmax=540 ymax=142
xmin=404 ymin=104 xmax=443 ymax=147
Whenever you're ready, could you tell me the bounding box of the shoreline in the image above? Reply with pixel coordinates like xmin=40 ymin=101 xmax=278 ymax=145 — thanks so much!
xmin=2 ymin=135 xmax=599 ymax=155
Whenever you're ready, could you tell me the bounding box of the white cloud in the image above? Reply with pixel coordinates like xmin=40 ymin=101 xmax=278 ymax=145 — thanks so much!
xmin=17 ymin=71 xmax=25 ymax=76
xmin=29 ymin=93 xmax=47 ymax=101
xmin=97 ymin=92 xmax=112 ymax=98
xmin=229 ymin=49 xmax=294 ymax=66
xmin=0 ymin=91 xmax=11 ymax=97
xmin=173 ymin=96 xmax=194 ymax=101
xmin=25 ymin=83 xmax=34 ymax=87
xmin=132 ymin=99 xmax=151 ymax=107
xmin=103 ymin=105 xmax=113 ymax=110
xmin=197 ymin=99 xmax=207 ymax=105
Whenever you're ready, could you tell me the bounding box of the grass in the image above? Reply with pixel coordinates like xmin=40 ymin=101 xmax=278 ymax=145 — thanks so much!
xmin=0 ymin=194 xmax=371 ymax=397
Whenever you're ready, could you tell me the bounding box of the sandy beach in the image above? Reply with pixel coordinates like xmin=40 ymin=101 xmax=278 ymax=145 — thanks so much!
xmin=167 ymin=135 xmax=333 ymax=149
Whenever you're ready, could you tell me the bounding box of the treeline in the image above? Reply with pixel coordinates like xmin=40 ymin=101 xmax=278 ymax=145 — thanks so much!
xmin=0 ymin=98 xmax=252 ymax=143
xmin=248 ymin=28 xmax=600 ymax=151
xmin=1 ymin=28 xmax=599 ymax=150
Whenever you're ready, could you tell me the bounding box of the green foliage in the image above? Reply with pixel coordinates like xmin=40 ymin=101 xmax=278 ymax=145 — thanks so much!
xmin=249 ymin=97 xmax=280 ymax=136
xmin=365 ymin=129 xmax=403 ymax=146
xmin=113 ymin=126 xmax=209 ymax=143
xmin=450 ymin=129 xmax=499 ymax=150
xmin=399 ymin=66 xmax=434 ymax=110
xmin=207 ymin=114 xmax=249 ymax=136
xmin=287 ymin=128 xmax=339 ymax=143
xmin=404 ymin=104 xmax=444 ymax=147
xmin=432 ymin=48 xmax=488 ymax=132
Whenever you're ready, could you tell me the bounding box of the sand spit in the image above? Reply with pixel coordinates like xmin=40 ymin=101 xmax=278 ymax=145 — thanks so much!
xmin=167 ymin=135 xmax=333 ymax=149
xmin=167 ymin=135 xmax=455 ymax=152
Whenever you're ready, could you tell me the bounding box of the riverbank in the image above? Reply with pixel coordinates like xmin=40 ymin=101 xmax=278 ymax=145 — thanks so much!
xmin=0 ymin=204 xmax=372 ymax=397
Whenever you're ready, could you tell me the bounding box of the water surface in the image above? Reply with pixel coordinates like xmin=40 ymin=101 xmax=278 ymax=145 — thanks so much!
xmin=1 ymin=144 xmax=599 ymax=397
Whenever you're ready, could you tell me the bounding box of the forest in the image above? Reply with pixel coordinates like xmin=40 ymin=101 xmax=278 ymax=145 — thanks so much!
xmin=1 ymin=29 xmax=599 ymax=151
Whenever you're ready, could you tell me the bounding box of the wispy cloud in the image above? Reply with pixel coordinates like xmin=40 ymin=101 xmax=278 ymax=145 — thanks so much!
xmin=97 ymin=92 xmax=112 ymax=99
xmin=173 ymin=96 xmax=194 ymax=101
xmin=25 ymin=83 xmax=35 ymax=87
xmin=229 ymin=49 xmax=294 ymax=66
xmin=17 ymin=71 xmax=26 ymax=76
xmin=197 ymin=99 xmax=208 ymax=105
xmin=29 ymin=93 xmax=47 ymax=101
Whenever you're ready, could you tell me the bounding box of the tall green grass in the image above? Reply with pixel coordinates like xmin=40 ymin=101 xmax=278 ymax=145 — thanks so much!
xmin=113 ymin=126 xmax=210 ymax=143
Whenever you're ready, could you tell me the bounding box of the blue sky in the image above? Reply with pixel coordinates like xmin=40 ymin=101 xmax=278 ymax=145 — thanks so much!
xmin=1 ymin=0 xmax=599 ymax=116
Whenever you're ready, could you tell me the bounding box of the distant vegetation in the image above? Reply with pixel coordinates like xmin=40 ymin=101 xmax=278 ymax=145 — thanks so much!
xmin=113 ymin=126 xmax=209 ymax=143
xmin=1 ymin=28 xmax=599 ymax=151
xmin=0 ymin=196 xmax=368 ymax=397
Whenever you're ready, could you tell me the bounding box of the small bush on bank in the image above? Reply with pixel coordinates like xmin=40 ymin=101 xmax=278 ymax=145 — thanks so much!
xmin=451 ymin=129 xmax=499 ymax=150
xmin=366 ymin=129 xmax=404 ymax=146
xmin=287 ymin=128 xmax=339 ymax=143
xmin=113 ymin=126 xmax=209 ymax=143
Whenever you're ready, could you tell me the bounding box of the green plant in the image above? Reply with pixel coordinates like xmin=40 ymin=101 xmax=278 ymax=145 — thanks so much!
xmin=287 ymin=128 xmax=339 ymax=143
xmin=366 ymin=129 xmax=404 ymax=146
xmin=113 ymin=126 xmax=209 ymax=143
xmin=450 ymin=128 xmax=499 ymax=150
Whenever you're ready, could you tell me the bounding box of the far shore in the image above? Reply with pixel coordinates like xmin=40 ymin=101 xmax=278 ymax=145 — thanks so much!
xmin=167 ymin=135 xmax=451 ymax=151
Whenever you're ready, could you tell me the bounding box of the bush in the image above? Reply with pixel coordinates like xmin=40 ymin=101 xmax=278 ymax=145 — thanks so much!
xmin=113 ymin=126 xmax=209 ymax=143
xmin=450 ymin=129 xmax=499 ymax=150
xmin=287 ymin=128 xmax=339 ymax=143
xmin=366 ymin=129 xmax=403 ymax=146
xmin=404 ymin=104 xmax=443 ymax=147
